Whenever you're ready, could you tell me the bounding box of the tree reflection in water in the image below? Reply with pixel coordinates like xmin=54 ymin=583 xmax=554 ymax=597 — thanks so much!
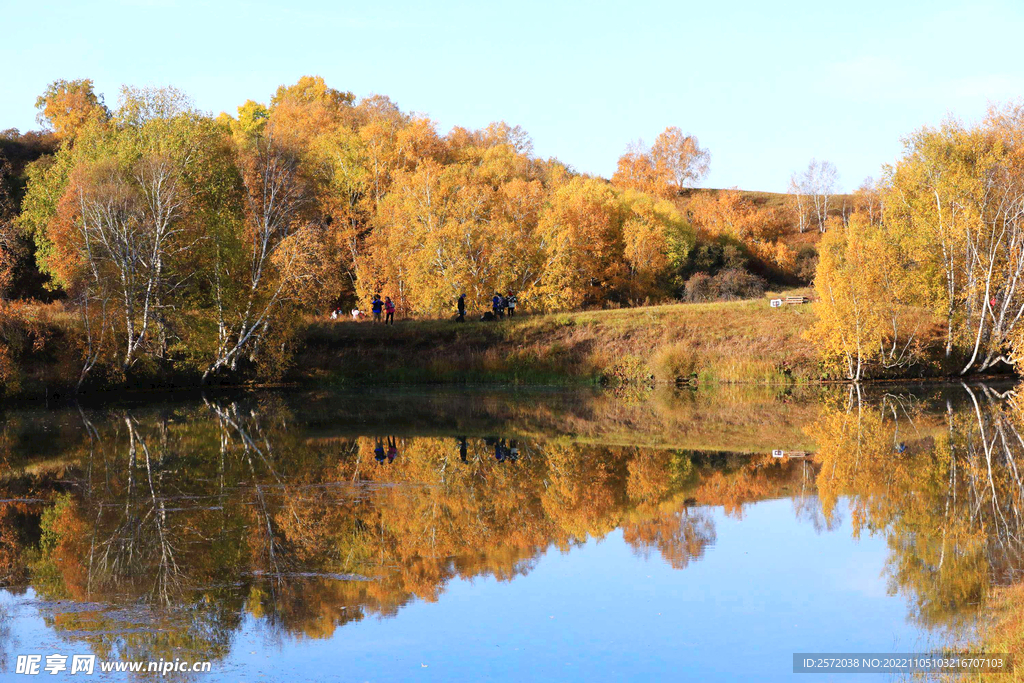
xmin=813 ymin=383 xmax=1024 ymax=633
xmin=0 ymin=384 xmax=1020 ymax=666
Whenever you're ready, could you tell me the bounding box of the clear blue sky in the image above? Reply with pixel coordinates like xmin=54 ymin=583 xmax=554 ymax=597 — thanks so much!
xmin=3 ymin=0 xmax=1023 ymax=192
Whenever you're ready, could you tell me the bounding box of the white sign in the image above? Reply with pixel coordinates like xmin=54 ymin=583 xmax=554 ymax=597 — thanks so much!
xmin=770 ymin=299 xmax=783 ymax=308
xmin=772 ymin=449 xmax=785 ymax=458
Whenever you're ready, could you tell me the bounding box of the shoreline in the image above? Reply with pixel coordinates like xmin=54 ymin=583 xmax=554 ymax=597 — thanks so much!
xmin=2 ymin=293 xmax=1017 ymax=404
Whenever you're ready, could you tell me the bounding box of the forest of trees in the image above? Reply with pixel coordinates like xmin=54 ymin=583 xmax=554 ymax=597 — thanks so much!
xmin=10 ymin=75 xmax=1020 ymax=389
xmin=0 ymin=76 xmax=820 ymax=388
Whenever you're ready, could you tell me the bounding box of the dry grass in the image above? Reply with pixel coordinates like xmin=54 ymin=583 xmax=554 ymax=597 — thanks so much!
xmin=0 ymin=291 xmax=824 ymax=396
xmin=296 ymin=290 xmax=821 ymax=386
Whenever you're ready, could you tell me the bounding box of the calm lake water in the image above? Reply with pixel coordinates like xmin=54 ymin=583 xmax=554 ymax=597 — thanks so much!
xmin=0 ymin=384 xmax=1019 ymax=681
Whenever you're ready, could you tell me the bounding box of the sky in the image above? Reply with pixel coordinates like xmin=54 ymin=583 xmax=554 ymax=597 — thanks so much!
xmin=2 ymin=0 xmax=1024 ymax=192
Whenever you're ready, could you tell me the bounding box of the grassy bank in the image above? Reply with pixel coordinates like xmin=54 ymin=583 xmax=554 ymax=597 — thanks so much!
xmin=3 ymin=288 xmax=984 ymax=397
xmin=293 ymin=289 xmax=821 ymax=386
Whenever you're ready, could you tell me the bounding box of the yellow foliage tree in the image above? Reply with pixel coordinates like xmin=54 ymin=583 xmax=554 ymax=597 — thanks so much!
xmin=811 ymin=214 xmax=923 ymax=380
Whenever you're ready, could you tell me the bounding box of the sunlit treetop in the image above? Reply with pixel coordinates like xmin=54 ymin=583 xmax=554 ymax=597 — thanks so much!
xmin=271 ymin=75 xmax=354 ymax=110
xmin=34 ymin=79 xmax=109 ymax=140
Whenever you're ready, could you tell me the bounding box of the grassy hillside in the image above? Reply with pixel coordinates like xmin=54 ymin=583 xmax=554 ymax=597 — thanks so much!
xmin=293 ymin=289 xmax=821 ymax=387
xmin=680 ymin=187 xmax=855 ymax=252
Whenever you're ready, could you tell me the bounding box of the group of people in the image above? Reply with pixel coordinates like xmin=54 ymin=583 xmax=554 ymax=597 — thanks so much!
xmin=456 ymin=291 xmax=518 ymax=322
xmin=456 ymin=436 xmax=521 ymax=463
xmin=333 ymin=294 xmax=396 ymax=324
xmin=376 ymin=436 xmax=519 ymax=465
xmin=331 ymin=290 xmax=520 ymax=325
xmin=369 ymin=294 xmax=396 ymax=324
xmin=374 ymin=437 xmax=399 ymax=464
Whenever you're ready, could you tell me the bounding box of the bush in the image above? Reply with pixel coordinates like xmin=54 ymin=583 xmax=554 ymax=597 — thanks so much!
xmin=721 ymin=244 xmax=748 ymax=270
xmin=606 ymin=353 xmax=653 ymax=386
xmin=652 ymin=341 xmax=700 ymax=382
xmin=691 ymin=243 xmax=724 ymax=273
xmin=684 ymin=272 xmax=714 ymax=302
xmin=712 ymin=268 xmax=766 ymax=300
xmin=794 ymin=247 xmax=819 ymax=283
xmin=684 ymin=268 xmax=766 ymax=302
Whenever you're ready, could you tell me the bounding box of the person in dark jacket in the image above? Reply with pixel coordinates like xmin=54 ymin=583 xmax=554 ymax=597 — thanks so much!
xmin=371 ymin=295 xmax=384 ymax=323
xmin=456 ymin=293 xmax=466 ymax=322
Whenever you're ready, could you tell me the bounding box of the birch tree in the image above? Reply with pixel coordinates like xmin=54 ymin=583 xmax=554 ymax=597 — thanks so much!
xmin=788 ymin=172 xmax=811 ymax=233
xmin=792 ymin=159 xmax=839 ymax=232
xmin=74 ymin=155 xmax=184 ymax=369
xmin=885 ymin=113 xmax=1024 ymax=374
xmin=205 ymin=129 xmax=318 ymax=380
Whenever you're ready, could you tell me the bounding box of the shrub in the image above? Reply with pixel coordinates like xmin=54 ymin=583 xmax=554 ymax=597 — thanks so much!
xmin=794 ymin=247 xmax=819 ymax=283
xmin=606 ymin=353 xmax=653 ymax=386
xmin=691 ymin=243 xmax=724 ymax=273
xmin=684 ymin=268 xmax=765 ymax=302
xmin=721 ymin=244 xmax=748 ymax=270
xmin=652 ymin=341 xmax=700 ymax=382
xmin=711 ymin=268 xmax=766 ymax=300
xmin=684 ymin=272 xmax=714 ymax=302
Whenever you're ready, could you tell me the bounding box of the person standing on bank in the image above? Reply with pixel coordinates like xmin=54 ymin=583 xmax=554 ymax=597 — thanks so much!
xmin=384 ymin=296 xmax=395 ymax=325
xmin=456 ymin=293 xmax=466 ymax=322
xmin=506 ymin=292 xmax=517 ymax=317
xmin=492 ymin=292 xmax=503 ymax=319
xmin=371 ymin=294 xmax=383 ymax=323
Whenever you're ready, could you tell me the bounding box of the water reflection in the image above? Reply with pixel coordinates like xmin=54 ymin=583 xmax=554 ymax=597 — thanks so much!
xmin=814 ymin=384 xmax=1024 ymax=632
xmin=0 ymin=384 xmax=1020 ymax=678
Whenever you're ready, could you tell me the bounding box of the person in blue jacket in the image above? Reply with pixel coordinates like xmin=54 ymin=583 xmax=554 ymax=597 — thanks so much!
xmin=371 ymin=294 xmax=384 ymax=323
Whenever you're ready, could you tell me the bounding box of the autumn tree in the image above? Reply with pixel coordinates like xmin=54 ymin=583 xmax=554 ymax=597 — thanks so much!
xmin=52 ymin=90 xmax=219 ymax=371
xmin=204 ymin=126 xmax=325 ymax=380
xmin=532 ymin=177 xmax=629 ymax=309
xmin=612 ymin=127 xmax=710 ymax=197
xmin=651 ymin=127 xmax=710 ymax=192
xmin=883 ymin=107 xmax=1024 ymax=374
xmin=809 ymin=108 xmax=1024 ymax=378
xmin=19 ymin=85 xmax=239 ymax=381
xmin=684 ymin=189 xmax=793 ymax=275
xmin=810 ymin=214 xmax=924 ymax=380
xmin=620 ymin=190 xmax=693 ymax=298
xmin=853 ymin=176 xmax=882 ymax=224
xmin=35 ymin=79 xmax=108 ymax=140
xmin=787 ymin=173 xmax=811 ymax=233
xmin=351 ymin=121 xmax=575 ymax=315
xmin=612 ymin=140 xmax=661 ymax=196
xmin=268 ymin=75 xmax=354 ymax=148
xmin=0 ymin=152 xmax=20 ymax=297
xmin=73 ymin=156 xmax=184 ymax=368
xmin=790 ymin=159 xmax=838 ymax=232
